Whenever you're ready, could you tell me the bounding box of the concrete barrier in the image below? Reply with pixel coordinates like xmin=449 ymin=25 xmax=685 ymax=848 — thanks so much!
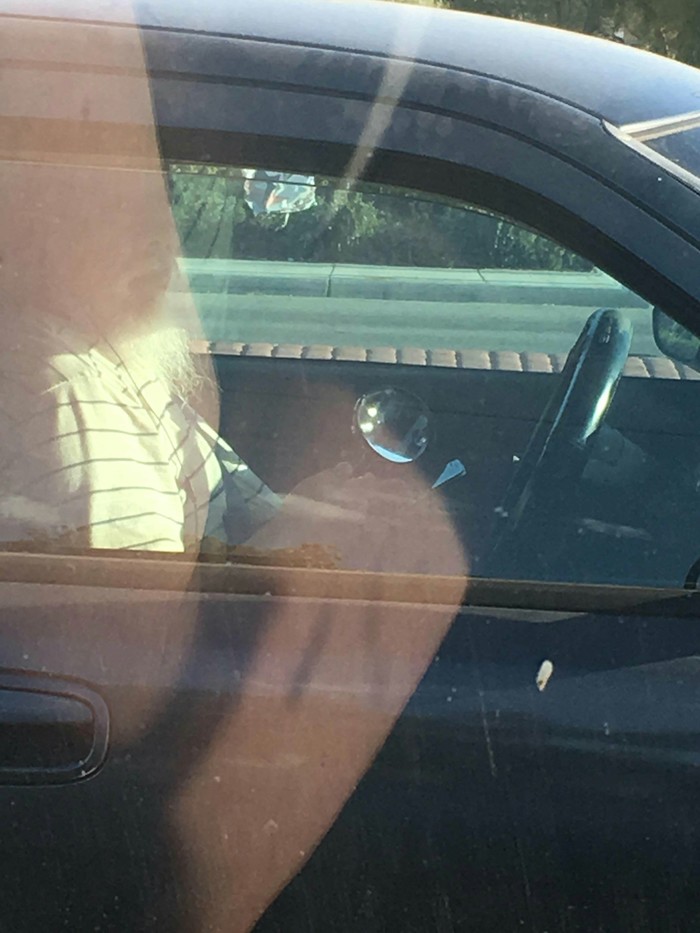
xmin=178 ymin=259 xmax=647 ymax=308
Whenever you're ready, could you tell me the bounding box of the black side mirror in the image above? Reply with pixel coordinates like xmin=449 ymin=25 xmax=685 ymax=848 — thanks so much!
xmin=652 ymin=308 xmax=700 ymax=368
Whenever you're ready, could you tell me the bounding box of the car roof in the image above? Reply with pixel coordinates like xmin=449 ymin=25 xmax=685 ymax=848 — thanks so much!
xmin=4 ymin=0 xmax=700 ymax=126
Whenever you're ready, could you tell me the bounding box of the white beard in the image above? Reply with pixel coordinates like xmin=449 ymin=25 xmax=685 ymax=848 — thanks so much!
xmin=115 ymin=323 xmax=202 ymax=400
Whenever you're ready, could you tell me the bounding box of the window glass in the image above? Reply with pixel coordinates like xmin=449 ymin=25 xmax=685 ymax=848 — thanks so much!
xmin=617 ymin=113 xmax=700 ymax=189
xmin=3 ymin=156 xmax=699 ymax=592
xmin=646 ymin=125 xmax=700 ymax=180
xmin=168 ymin=163 xmax=657 ymax=360
xmin=165 ymin=162 xmax=700 ymax=591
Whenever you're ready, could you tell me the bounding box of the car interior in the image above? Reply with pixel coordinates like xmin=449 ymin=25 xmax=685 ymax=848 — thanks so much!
xmin=168 ymin=161 xmax=700 ymax=591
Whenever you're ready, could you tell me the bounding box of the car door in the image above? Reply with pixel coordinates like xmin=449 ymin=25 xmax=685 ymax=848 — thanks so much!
xmin=4 ymin=10 xmax=700 ymax=933
xmin=171 ymin=162 xmax=700 ymax=930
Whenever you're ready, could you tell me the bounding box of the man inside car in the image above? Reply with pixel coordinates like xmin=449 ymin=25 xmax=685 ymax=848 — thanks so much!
xmin=0 ymin=159 xmax=465 ymax=576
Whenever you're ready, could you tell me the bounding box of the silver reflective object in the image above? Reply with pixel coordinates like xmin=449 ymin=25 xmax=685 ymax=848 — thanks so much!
xmin=355 ymin=388 xmax=430 ymax=463
xmin=432 ymin=459 xmax=466 ymax=489
xmin=242 ymin=169 xmax=317 ymax=216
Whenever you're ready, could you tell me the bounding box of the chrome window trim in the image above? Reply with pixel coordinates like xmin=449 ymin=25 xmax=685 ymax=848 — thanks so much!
xmin=604 ymin=118 xmax=700 ymax=194
xmin=618 ymin=110 xmax=700 ymax=142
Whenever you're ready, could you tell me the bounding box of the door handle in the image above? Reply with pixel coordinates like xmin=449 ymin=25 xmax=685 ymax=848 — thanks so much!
xmin=0 ymin=672 xmax=109 ymax=784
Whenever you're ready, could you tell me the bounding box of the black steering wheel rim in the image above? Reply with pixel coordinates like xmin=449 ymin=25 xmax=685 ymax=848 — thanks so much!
xmin=489 ymin=307 xmax=633 ymax=573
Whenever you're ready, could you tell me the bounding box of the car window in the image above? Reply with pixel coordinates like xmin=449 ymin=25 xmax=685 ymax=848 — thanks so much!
xmin=166 ymin=161 xmax=700 ymax=590
xmin=168 ymin=163 xmax=661 ymax=363
xmin=2 ymin=155 xmax=699 ymax=592
xmin=612 ymin=111 xmax=700 ymax=192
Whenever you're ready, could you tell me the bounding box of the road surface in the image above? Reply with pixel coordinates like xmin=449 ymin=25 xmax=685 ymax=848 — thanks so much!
xmin=173 ymin=260 xmax=658 ymax=357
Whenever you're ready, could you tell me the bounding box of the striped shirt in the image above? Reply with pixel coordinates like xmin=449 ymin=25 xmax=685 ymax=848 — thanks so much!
xmin=0 ymin=312 xmax=280 ymax=552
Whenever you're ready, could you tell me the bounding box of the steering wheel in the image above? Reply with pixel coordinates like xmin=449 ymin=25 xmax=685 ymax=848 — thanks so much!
xmin=489 ymin=307 xmax=633 ymax=575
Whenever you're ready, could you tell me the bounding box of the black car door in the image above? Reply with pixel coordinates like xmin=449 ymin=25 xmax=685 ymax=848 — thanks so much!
xmin=4 ymin=11 xmax=700 ymax=933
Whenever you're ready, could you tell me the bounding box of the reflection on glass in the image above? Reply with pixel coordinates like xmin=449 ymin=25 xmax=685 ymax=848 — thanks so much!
xmin=432 ymin=459 xmax=466 ymax=489
xmin=654 ymin=308 xmax=700 ymax=363
xmin=241 ymin=169 xmax=317 ymax=216
xmin=355 ymin=388 xmax=430 ymax=463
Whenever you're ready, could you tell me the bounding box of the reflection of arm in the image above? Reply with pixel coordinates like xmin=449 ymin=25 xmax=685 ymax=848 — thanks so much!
xmin=0 ymin=373 xmax=186 ymax=552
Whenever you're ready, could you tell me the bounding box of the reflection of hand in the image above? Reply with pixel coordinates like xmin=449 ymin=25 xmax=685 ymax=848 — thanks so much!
xmin=248 ymin=462 xmax=467 ymax=576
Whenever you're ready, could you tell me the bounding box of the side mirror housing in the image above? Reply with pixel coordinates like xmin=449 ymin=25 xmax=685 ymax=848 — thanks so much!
xmin=653 ymin=308 xmax=700 ymax=368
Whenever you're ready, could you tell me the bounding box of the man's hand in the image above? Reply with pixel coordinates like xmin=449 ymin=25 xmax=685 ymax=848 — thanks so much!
xmin=247 ymin=462 xmax=467 ymax=576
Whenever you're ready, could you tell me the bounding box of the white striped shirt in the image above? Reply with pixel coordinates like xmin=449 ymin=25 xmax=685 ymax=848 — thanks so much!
xmin=0 ymin=313 xmax=280 ymax=552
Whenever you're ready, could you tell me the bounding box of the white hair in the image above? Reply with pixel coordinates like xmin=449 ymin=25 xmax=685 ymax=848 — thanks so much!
xmin=113 ymin=321 xmax=203 ymax=400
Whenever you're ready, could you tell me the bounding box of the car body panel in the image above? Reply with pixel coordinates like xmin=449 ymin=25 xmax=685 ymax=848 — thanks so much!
xmin=6 ymin=15 xmax=700 ymax=309
xmin=4 ymin=0 xmax=700 ymax=125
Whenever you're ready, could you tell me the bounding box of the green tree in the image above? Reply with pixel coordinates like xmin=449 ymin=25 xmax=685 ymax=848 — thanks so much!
xmin=445 ymin=0 xmax=700 ymax=65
